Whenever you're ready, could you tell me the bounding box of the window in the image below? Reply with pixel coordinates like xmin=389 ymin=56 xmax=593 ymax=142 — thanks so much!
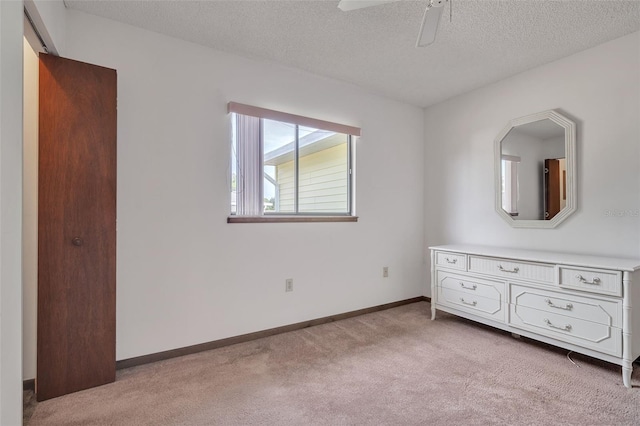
xmin=501 ymin=155 xmax=520 ymax=216
xmin=229 ymin=103 xmax=359 ymax=222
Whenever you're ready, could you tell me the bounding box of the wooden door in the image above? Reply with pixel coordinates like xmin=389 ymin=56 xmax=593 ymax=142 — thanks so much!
xmin=544 ymin=159 xmax=561 ymax=220
xmin=37 ymin=54 xmax=117 ymax=401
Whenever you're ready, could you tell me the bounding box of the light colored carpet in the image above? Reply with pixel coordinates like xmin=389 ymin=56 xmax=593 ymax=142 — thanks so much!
xmin=26 ymin=302 xmax=640 ymax=425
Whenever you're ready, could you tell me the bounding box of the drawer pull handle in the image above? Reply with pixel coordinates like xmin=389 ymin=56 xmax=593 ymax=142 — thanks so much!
xmin=498 ymin=265 xmax=520 ymax=274
xmin=544 ymin=318 xmax=572 ymax=332
xmin=460 ymin=282 xmax=477 ymax=290
xmin=460 ymin=298 xmax=477 ymax=306
xmin=445 ymin=258 xmax=458 ymax=264
xmin=576 ymin=275 xmax=601 ymax=285
xmin=545 ymin=298 xmax=573 ymax=311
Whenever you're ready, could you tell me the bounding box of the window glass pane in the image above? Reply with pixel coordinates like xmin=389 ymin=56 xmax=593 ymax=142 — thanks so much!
xmin=230 ymin=113 xmax=237 ymax=214
xmin=501 ymin=159 xmax=519 ymax=215
xmin=263 ymin=119 xmax=296 ymax=213
xmin=297 ymin=126 xmax=349 ymax=213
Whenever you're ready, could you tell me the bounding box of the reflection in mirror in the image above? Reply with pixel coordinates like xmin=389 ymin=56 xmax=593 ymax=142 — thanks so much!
xmin=500 ymin=155 xmax=520 ymax=216
xmin=494 ymin=109 xmax=576 ymax=229
xmin=500 ymin=119 xmax=565 ymax=220
xmin=545 ymin=158 xmax=567 ymax=219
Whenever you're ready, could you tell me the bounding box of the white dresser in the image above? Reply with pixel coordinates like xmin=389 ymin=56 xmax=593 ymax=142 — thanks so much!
xmin=430 ymin=244 xmax=640 ymax=387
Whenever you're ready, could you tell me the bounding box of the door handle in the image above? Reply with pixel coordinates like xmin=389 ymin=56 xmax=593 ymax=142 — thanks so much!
xmin=71 ymin=237 xmax=84 ymax=247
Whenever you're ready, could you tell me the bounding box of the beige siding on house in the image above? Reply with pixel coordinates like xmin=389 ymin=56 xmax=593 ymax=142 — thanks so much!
xmin=276 ymin=143 xmax=348 ymax=213
xmin=275 ymin=166 xmax=295 ymax=212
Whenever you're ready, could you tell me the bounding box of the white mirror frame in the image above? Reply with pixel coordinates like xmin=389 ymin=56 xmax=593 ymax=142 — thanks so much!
xmin=494 ymin=110 xmax=577 ymax=229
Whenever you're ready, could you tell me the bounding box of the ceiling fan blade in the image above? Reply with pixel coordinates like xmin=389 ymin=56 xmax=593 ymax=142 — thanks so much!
xmin=338 ymin=0 xmax=400 ymax=12
xmin=416 ymin=3 xmax=444 ymax=47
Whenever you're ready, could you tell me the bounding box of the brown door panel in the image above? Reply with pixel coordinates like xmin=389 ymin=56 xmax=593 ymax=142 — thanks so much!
xmin=544 ymin=159 xmax=561 ymax=221
xmin=37 ymin=53 xmax=117 ymax=401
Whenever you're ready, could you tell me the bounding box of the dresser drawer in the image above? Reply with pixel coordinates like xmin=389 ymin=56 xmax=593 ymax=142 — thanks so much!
xmin=437 ymin=286 xmax=505 ymax=322
xmin=509 ymin=304 xmax=622 ymax=357
xmin=510 ymin=284 xmax=621 ymax=327
xmin=435 ymin=251 xmax=467 ymax=271
xmin=438 ymin=271 xmax=504 ymax=302
xmin=559 ymin=266 xmax=622 ymax=297
xmin=468 ymin=255 xmax=554 ymax=284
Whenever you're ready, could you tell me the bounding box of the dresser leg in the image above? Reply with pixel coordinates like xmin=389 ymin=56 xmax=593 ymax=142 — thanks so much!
xmin=430 ymin=250 xmax=436 ymax=321
xmin=623 ymin=363 xmax=633 ymax=388
xmin=622 ymin=271 xmax=633 ymax=389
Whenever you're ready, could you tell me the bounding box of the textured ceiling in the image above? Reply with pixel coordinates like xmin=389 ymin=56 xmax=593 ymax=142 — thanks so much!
xmin=64 ymin=0 xmax=640 ymax=108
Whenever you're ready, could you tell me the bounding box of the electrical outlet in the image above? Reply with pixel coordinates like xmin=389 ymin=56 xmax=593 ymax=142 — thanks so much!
xmin=383 ymin=267 xmax=389 ymax=278
xmin=285 ymin=278 xmax=293 ymax=292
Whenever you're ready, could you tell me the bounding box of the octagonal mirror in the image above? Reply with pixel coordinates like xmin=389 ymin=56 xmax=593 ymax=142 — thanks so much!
xmin=495 ymin=110 xmax=576 ymax=228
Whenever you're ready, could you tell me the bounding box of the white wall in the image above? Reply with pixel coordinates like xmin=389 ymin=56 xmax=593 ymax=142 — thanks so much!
xmin=23 ymin=36 xmax=38 ymax=381
xmin=53 ymin=10 xmax=426 ymax=362
xmin=424 ymin=31 xmax=640 ymax=295
xmin=542 ymin=136 xmax=565 ymax=160
xmin=0 ymin=0 xmax=24 ymax=423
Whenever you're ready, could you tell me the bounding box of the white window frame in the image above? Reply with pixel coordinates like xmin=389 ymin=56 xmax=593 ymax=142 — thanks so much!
xmin=228 ymin=102 xmax=360 ymax=223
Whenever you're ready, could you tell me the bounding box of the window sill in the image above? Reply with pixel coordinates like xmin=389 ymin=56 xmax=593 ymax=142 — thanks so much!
xmin=227 ymin=216 xmax=358 ymax=224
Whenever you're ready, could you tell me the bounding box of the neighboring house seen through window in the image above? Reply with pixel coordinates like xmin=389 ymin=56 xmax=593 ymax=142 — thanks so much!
xmin=229 ymin=102 xmax=360 ymax=222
